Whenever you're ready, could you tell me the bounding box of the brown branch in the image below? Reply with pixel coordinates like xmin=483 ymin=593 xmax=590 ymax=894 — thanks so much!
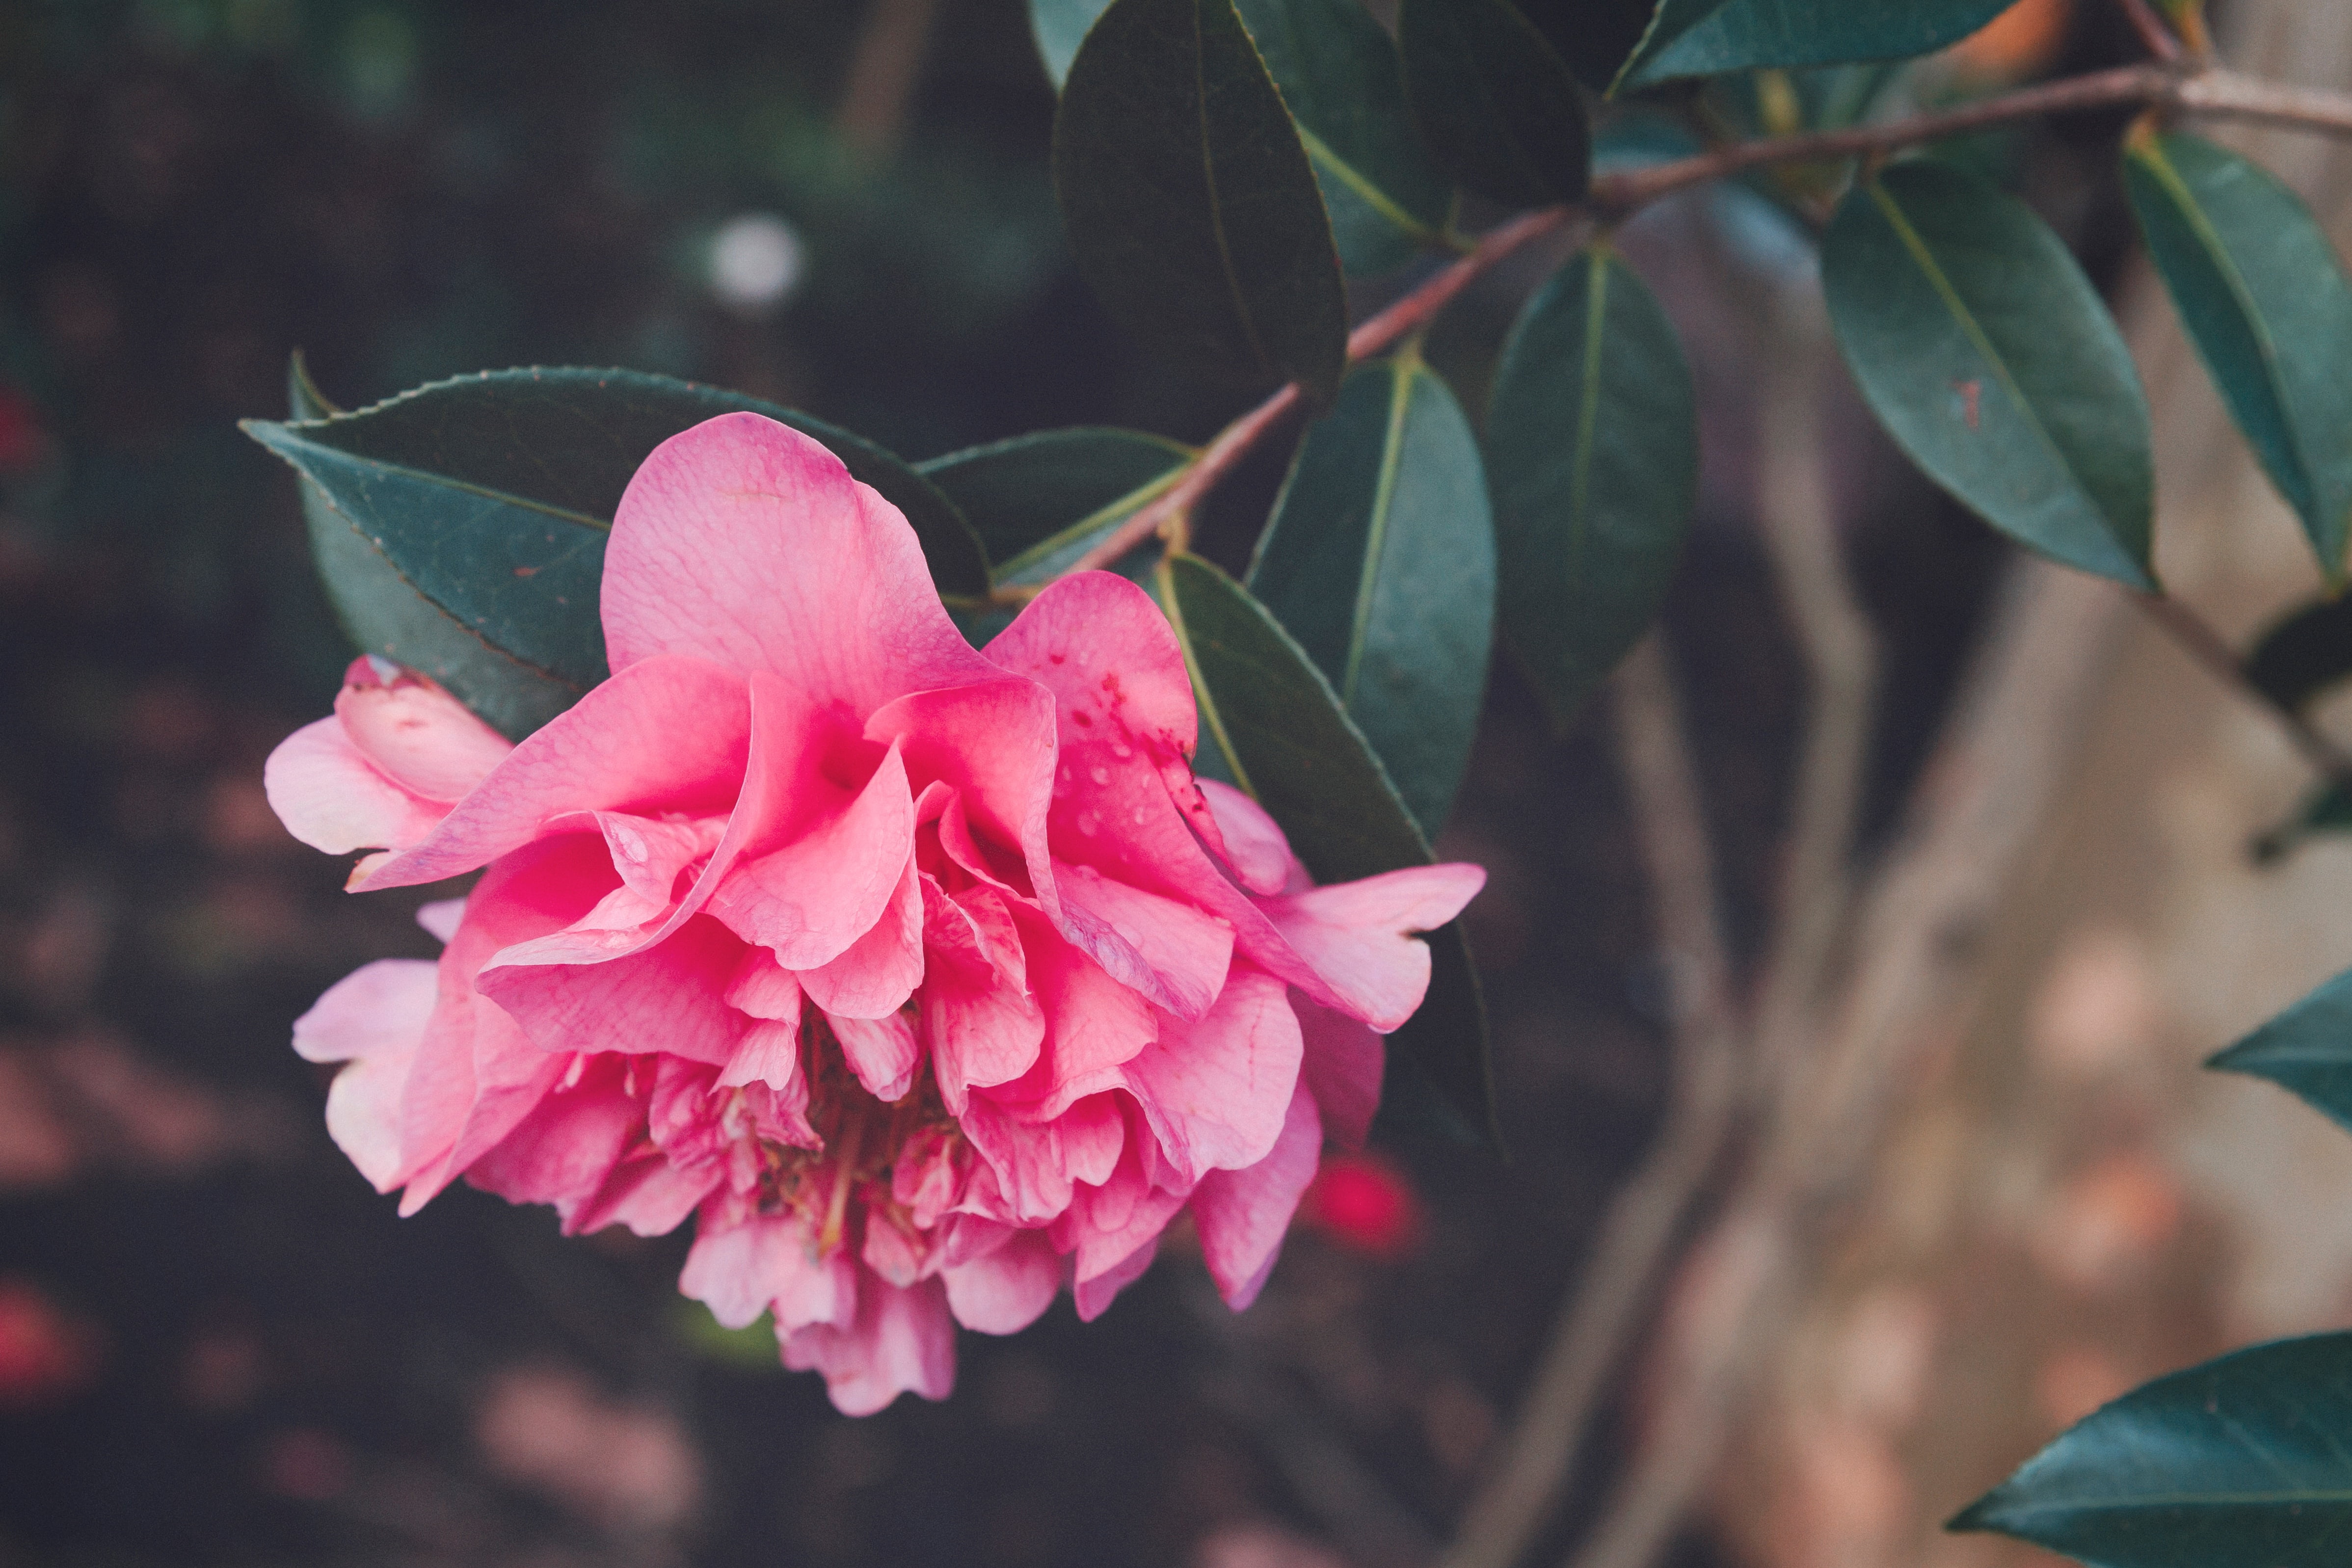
xmin=1438 ymin=637 xmax=1744 ymax=1568
xmin=2116 ymin=0 xmax=2186 ymax=61
xmin=2177 ymin=69 xmax=2352 ymax=135
xmin=2135 ymin=593 xmax=2352 ymax=782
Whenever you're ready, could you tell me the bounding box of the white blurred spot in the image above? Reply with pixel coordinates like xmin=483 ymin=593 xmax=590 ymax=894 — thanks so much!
xmin=707 ymin=213 xmax=806 ymax=315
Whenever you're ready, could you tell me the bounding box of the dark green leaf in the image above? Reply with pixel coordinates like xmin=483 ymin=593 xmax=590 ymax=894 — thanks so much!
xmin=1030 ymin=0 xmax=1114 ymax=88
xmin=2127 ymin=131 xmax=2352 ymax=580
xmin=1155 ymin=551 xmax=1497 ymax=1146
xmin=1234 ymin=0 xmax=1453 ymax=275
xmin=1517 ymin=0 xmax=1656 ymax=91
xmin=1399 ymin=0 xmax=1590 ymax=209
xmin=248 ymin=364 xmax=985 ymax=739
xmin=1824 ymin=161 xmax=2155 ymax=588
xmin=1486 ymin=245 xmax=1695 ymax=731
xmin=917 ymin=426 xmax=1193 ymax=581
xmin=1053 ymin=0 xmax=1349 ymax=401
xmin=1619 ymin=0 xmax=2014 ymax=89
xmin=2246 ymin=596 xmax=2352 ymax=714
xmin=1951 ymin=1333 xmax=2352 ymax=1567
xmin=2208 ymin=966 xmax=2352 ymax=1135
xmin=1249 ymin=355 xmax=1494 ymax=838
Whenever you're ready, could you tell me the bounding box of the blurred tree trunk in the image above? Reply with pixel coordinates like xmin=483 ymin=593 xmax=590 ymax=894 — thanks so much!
xmin=1711 ymin=4 xmax=2352 ymax=1566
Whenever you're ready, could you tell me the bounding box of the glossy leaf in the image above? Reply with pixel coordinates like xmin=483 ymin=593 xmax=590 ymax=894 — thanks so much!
xmin=1155 ymin=552 xmax=1498 ymax=1145
xmin=248 ymin=364 xmax=985 ymax=738
xmin=1619 ymin=0 xmax=2014 ymax=89
xmin=918 ymin=426 xmax=1194 ymax=580
xmin=1951 ymin=1333 xmax=2352 ymax=1567
xmin=1485 ymin=246 xmax=1695 ymax=731
xmin=1249 ymin=355 xmax=1495 ymax=838
xmin=1234 ymin=0 xmax=1453 ymax=275
xmin=1399 ymin=0 xmax=1590 ymax=209
xmin=2127 ymin=131 xmax=2352 ymax=580
xmin=1053 ymin=0 xmax=1348 ymax=402
xmin=2246 ymin=596 xmax=2352 ymax=714
xmin=2208 ymin=966 xmax=2352 ymax=1135
xmin=1030 ymin=0 xmax=1113 ymax=88
xmin=1824 ymin=161 xmax=2155 ymax=588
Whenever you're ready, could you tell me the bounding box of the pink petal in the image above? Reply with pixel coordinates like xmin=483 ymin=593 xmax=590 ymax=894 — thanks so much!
xmin=942 ymin=1229 xmax=1062 ymax=1334
xmin=265 ymin=716 xmax=447 ymax=855
xmin=476 ymin=912 xmax=746 ymax=1066
xmin=463 ymin=1055 xmax=645 ymax=1232
xmin=720 ymin=1020 xmax=804 ymax=1095
xmin=781 ymin=1274 xmax=956 ymax=1416
xmin=416 ymin=899 xmax=467 ymax=943
xmin=798 ymin=847 xmax=924 ymax=1018
xmin=333 ymin=657 xmax=513 ymax=801
xmin=1072 ymin=1235 xmax=1160 ymax=1324
xmin=571 ymin=1150 xmax=721 ymax=1238
xmin=679 ymin=1211 xmax=857 ymax=1332
xmin=354 ymin=654 xmax=750 ymax=890
xmin=709 ymin=739 xmax=916 ymax=971
xmin=958 ymin=1092 xmax=1123 ymax=1225
xmin=604 ymin=412 xmax=1000 ymax=709
xmin=723 ymin=947 xmax=803 ymax=1022
xmin=919 ymin=881 xmax=1045 ymax=1112
xmin=323 ymin=1044 xmax=418 ymax=1191
xmin=1296 ymin=993 xmax=1382 ymax=1152
xmin=1122 ymin=966 xmax=1303 ymax=1183
xmin=1195 ymin=779 xmax=1293 ymax=896
xmin=828 ymin=1011 xmax=918 ymax=1103
xmin=1055 ymin=863 xmax=1232 ymax=1019
xmin=865 ymin=679 xmax=1058 ymax=904
xmin=293 ymin=958 xmax=439 ymax=1063
xmin=989 ymin=917 xmax=1157 ymax=1122
xmin=1191 ymin=1086 xmax=1322 ymax=1310
xmin=1260 ymin=863 xmax=1486 ymax=1032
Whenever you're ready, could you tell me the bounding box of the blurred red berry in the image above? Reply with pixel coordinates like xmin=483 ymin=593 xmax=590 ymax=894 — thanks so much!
xmin=0 ymin=1278 xmax=97 ymax=1409
xmin=0 ymin=387 xmax=53 ymax=474
xmin=1301 ymin=1152 xmax=1423 ymax=1261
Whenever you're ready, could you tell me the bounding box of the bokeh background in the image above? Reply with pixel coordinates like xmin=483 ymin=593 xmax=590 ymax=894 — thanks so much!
xmin=7 ymin=2 xmax=2352 ymax=1566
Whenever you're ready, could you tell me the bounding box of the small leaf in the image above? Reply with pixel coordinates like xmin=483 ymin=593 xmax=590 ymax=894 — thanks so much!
xmin=1951 ymin=1333 xmax=2352 ymax=1568
xmin=2208 ymin=966 xmax=2352 ymax=1135
xmin=2246 ymin=596 xmax=2352 ymax=714
xmin=1824 ymin=161 xmax=2155 ymax=589
xmin=1234 ymin=0 xmax=1453 ymax=275
xmin=250 ymin=364 xmax=985 ymax=738
xmin=1030 ymin=0 xmax=1115 ymax=89
xmin=1619 ymin=0 xmax=2015 ymax=89
xmin=2126 ymin=131 xmax=2352 ymax=580
xmin=1155 ymin=551 xmax=1498 ymax=1146
xmin=1053 ymin=0 xmax=1349 ymax=402
xmin=1486 ymin=245 xmax=1696 ymax=731
xmin=1249 ymin=354 xmax=1495 ymax=838
xmin=917 ymin=426 xmax=1194 ymax=583
xmin=1398 ymin=0 xmax=1590 ymax=209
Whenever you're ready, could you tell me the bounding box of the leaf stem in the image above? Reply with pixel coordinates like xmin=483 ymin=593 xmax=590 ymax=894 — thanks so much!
xmin=1053 ymin=60 xmax=2352 ymax=589
xmin=2135 ymin=592 xmax=2352 ymax=782
xmin=2115 ymin=0 xmax=2186 ymax=62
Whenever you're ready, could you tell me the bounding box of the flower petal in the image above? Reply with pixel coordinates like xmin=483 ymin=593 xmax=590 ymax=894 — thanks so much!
xmin=476 ymin=912 xmax=747 ymax=1066
xmin=604 ymin=412 xmax=998 ymax=709
xmin=1195 ymin=778 xmax=1293 ymax=896
xmin=333 ymin=657 xmax=513 ymax=801
xmin=1122 ymin=965 xmax=1303 ymax=1183
xmin=293 ymin=957 xmax=439 ymax=1064
xmin=918 ymin=880 xmax=1045 ymax=1112
xmin=942 ymin=1229 xmax=1062 ymax=1334
xmin=680 ymin=1211 xmax=856 ymax=1332
xmin=798 ymin=846 xmax=924 ymax=1019
xmin=1190 ymin=1086 xmax=1322 ymax=1311
xmin=1260 ymin=863 xmax=1486 ymax=1032
xmin=781 ymin=1274 xmax=956 ymax=1416
xmin=1295 ymin=993 xmax=1382 ymax=1152
xmin=710 ymin=739 xmax=915 ymax=972
xmin=828 ymin=1010 xmax=919 ymax=1103
xmin=265 ymin=715 xmax=448 ymax=855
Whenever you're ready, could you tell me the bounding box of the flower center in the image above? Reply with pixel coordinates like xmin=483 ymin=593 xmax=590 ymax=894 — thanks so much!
xmin=761 ymin=1010 xmax=961 ymax=1259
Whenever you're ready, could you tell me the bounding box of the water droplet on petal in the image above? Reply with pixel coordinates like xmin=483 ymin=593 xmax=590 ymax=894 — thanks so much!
xmin=1089 ymin=766 xmax=1110 ymax=786
xmin=1130 ymin=806 xmax=1149 ymax=825
xmin=1110 ymin=741 xmax=1134 ymax=760
xmin=1076 ymin=810 xmax=1101 ymax=836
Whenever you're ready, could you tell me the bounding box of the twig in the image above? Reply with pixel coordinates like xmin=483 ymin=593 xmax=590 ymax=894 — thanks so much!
xmin=2116 ymin=0 xmax=2186 ymax=61
xmin=1043 ymin=62 xmax=2352 ymax=597
xmin=1561 ymin=563 xmax=2133 ymax=1568
xmin=837 ymin=0 xmax=940 ymax=160
xmin=1438 ymin=637 xmax=1744 ymax=1568
xmin=2135 ymin=593 xmax=2352 ymax=783
xmin=1748 ymin=300 xmax=1879 ymax=1087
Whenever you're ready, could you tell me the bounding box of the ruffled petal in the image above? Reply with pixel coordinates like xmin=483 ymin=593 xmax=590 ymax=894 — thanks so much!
xmin=798 ymin=848 xmax=924 ymax=1018
xmin=1259 ymin=863 xmax=1486 ymax=1032
xmin=1195 ymin=779 xmax=1292 ymax=896
xmin=941 ymin=1229 xmax=1061 ymax=1334
xmin=604 ymin=412 xmax=1000 ymax=710
xmin=1121 ymin=966 xmax=1303 ymax=1183
xmin=709 ymin=738 xmax=915 ymax=972
xmin=1295 ymin=993 xmax=1382 ymax=1152
xmin=781 ymin=1274 xmax=956 ymax=1416
xmin=1190 ymin=1086 xmax=1322 ymax=1310
xmin=333 ymin=657 xmax=513 ymax=801
xmin=293 ymin=957 xmax=439 ymax=1063
xmin=919 ymin=881 xmax=1045 ymax=1112
xmin=264 ymin=715 xmax=448 ymax=855
xmin=679 ymin=1211 xmax=856 ymax=1332
xmin=828 ymin=1011 xmax=918 ymax=1103
xmin=476 ymin=912 xmax=747 ymax=1065
xmin=323 ymin=1045 xmax=419 ymax=1191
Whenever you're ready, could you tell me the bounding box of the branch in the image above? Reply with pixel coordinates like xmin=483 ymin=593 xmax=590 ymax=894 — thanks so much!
xmin=1438 ymin=636 xmax=1744 ymax=1568
xmin=2116 ymin=0 xmax=2186 ymax=62
xmin=2135 ymin=593 xmax=2352 ymax=782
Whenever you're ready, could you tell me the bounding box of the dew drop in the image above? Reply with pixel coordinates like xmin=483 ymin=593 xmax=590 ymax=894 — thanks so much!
xmin=1089 ymin=766 xmax=1110 ymax=786
xmin=1130 ymin=806 xmax=1149 ymax=825
xmin=1076 ymin=810 xmax=1101 ymax=836
xmin=1110 ymin=741 xmax=1134 ymax=760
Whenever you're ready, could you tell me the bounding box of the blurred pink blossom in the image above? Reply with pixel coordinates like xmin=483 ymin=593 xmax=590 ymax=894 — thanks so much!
xmin=268 ymin=413 xmax=1482 ymax=1413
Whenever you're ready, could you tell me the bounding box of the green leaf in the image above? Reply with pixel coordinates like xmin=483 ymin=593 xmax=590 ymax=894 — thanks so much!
xmin=2126 ymin=132 xmax=2352 ymax=581
xmin=1951 ymin=1333 xmax=2352 ymax=1567
xmin=1031 ymin=0 xmax=1114 ymax=88
xmin=1233 ymin=0 xmax=1454 ymax=275
xmin=288 ymin=349 xmax=342 ymax=420
xmin=1824 ymin=161 xmax=2155 ymax=589
xmin=248 ymin=364 xmax=985 ymax=739
xmin=1155 ymin=551 xmax=1498 ymax=1146
xmin=917 ymin=426 xmax=1194 ymax=582
xmin=1485 ymin=245 xmax=1696 ymax=731
xmin=1053 ymin=0 xmax=1349 ymax=402
xmin=1398 ymin=0 xmax=1590 ymax=209
xmin=2246 ymin=596 xmax=2352 ymax=714
xmin=1248 ymin=354 xmax=1494 ymax=838
xmin=1618 ymin=0 xmax=2014 ymax=89
xmin=2208 ymin=967 xmax=2352 ymax=1135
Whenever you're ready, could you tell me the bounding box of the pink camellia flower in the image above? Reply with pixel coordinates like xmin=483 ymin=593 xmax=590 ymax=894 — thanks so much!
xmin=268 ymin=412 xmax=1484 ymax=1414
